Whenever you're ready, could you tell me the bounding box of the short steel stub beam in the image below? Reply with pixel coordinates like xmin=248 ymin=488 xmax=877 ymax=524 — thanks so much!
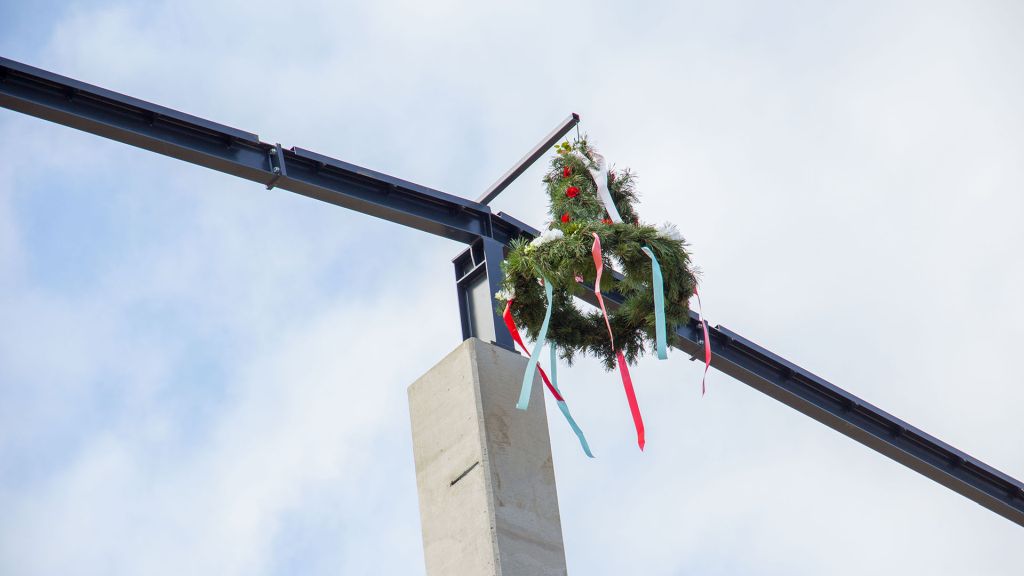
xmin=477 ymin=112 xmax=580 ymax=206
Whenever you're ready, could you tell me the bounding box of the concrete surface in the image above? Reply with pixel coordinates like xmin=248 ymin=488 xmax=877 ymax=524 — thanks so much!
xmin=408 ymin=338 xmax=567 ymax=576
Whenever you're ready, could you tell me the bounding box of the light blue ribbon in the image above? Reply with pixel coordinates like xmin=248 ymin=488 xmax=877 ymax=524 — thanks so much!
xmin=514 ymin=278 xmax=594 ymax=456
xmin=517 ymin=278 xmax=554 ymax=411
xmin=550 ymin=343 xmax=595 ymax=458
xmin=641 ymin=246 xmax=668 ymax=360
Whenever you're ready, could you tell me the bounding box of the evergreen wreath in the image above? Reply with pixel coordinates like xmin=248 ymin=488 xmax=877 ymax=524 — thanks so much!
xmin=497 ymin=138 xmax=698 ymax=370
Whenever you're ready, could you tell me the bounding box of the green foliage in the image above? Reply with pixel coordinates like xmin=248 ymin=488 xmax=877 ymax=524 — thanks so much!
xmin=499 ymin=139 xmax=698 ymax=369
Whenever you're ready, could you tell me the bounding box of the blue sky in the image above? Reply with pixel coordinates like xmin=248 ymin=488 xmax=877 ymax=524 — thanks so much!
xmin=1 ymin=1 xmax=1023 ymax=574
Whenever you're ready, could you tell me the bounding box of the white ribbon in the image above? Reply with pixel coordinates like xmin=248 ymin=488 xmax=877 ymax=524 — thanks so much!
xmin=574 ymin=151 xmax=623 ymax=223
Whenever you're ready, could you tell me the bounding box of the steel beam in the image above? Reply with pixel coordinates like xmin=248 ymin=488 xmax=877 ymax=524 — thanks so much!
xmin=477 ymin=113 xmax=580 ymax=205
xmin=679 ymin=320 xmax=1024 ymax=526
xmin=1 ymin=56 xmax=1022 ymax=527
xmin=0 ymin=56 xmax=530 ymax=246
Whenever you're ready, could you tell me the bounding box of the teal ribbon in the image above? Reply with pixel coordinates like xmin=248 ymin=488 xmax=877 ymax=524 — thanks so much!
xmin=550 ymin=342 xmax=594 ymax=458
xmin=550 ymin=338 xmax=556 ymax=382
xmin=641 ymin=246 xmax=668 ymax=360
xmin=517 ymin=278 xmax=554 ymax=410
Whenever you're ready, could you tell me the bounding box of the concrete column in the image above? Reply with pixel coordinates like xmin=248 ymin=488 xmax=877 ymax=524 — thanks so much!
xmin=408 ymin=338 xmax=567 ymax=576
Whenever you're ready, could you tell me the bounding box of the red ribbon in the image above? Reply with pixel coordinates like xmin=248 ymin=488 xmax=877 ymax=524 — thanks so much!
xmin=592 ymin=233 xmax=646 ymax=450
xmin=503 ymin=300 xmax=563 ymax=402
xmin=695 ymin=286 xmax=711 ymax=395
xmin=616 ymin=350 xmax=644 ymax=450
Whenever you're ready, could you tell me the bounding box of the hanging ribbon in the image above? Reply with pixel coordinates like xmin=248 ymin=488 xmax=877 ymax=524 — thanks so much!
xmin=575 ymin=150 xmax=623 ymax=224
xmin=504 ymin=301 xmax=561 ymax=400
xmin=616 ymin=350 xmax=644 ymax=450
xmin=516 ymin=278 xmax=554 ymax=411
xmin=504 ymin=301 xmax=594 ymax=457
xmin=592 ymin=232 xmax=646 ymax=450
xmin=577 ymin=151 xmax=667 ymax=361
xmin=639 ymin=246 xmax=668 ymax=360
xmin=549 ymin=339 xmax=594 ymax=458
xmin=591 ymin=233 xmax=614 ymax=342
xmin=695 ymin=286 xmax=711 ymax=395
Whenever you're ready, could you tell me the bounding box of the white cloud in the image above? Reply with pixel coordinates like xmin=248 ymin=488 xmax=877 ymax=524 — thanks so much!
xmin=1 ymin=0 xmax=1023 ymax=574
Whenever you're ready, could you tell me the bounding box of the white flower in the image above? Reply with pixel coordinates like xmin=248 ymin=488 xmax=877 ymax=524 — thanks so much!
xmin=657 ymin=222 xmax=684 ymax=242
xmin=494 ymin=287 xmax=515 ymax=302
xmin=528 ymin=228 xmax=564 ymax=248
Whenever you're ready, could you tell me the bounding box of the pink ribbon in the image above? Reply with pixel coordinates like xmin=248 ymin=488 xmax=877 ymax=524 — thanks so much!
xmin=592 ymin=232 xmax=645 ymax=450
xmin=695 ymin=286 xmax=711 ymax=395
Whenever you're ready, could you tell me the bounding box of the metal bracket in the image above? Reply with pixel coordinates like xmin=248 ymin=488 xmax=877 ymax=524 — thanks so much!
xmin=265 ymin=143 xmax=285 ymax=190
xmin=453 ymin=237 xmax=515 ymax=351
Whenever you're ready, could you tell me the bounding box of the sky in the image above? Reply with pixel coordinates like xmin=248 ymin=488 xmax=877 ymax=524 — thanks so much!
xmin=1 ymin=1 xmax=1022 ymax=574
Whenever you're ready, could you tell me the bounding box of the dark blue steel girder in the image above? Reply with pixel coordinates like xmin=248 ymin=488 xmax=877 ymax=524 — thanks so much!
xmin=2 ymin=56 xmax=1022 ymax=527
xmin=0 ymin=57 xmax=527 ymax=246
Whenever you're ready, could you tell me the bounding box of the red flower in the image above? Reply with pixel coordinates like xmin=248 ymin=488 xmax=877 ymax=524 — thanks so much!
xmin=566 ymin=186 xmax=580 ymax=198
xmin=563 ymin=166 xmax=572 ymax=178
xmin=602 ymin=218 xmax=613 ymax=225
xmin=561 ymin=212 xmax=571 ymax=223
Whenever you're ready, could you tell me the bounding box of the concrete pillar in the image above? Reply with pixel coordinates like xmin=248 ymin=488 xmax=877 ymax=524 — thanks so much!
xmin=408 ymin=338 xmax=567 ymax=576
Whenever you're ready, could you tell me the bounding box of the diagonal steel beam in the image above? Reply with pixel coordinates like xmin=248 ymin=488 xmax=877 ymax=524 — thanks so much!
xmin=477 ymin=112 xmax=580 ymax=205
xmin=2 ymin=55 xmax=1021 ymax=527
xmin=675 ymin=316 xmax=1024 ymax=526
xmin=0 ymin=56 xmax=529 ymax=246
